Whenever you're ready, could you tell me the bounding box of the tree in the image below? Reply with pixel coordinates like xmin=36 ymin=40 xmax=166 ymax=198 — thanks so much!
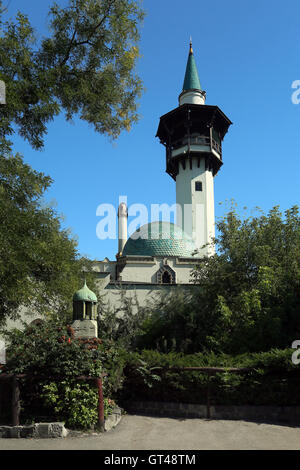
xmin=0 ymin=152 xmax=96 ymax=324
xmin=192 ymin=204 xmax=300 ymax=353
xmin=0 ymin=0 xmax=144 ymax=153
xmin=138 ymin=205 xmax=300 ymax=355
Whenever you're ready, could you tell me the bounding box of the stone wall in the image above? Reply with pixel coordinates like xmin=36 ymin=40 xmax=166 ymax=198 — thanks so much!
xmin=124 ymin=400 xmax=300 ymax=425
xmin=0 ymin=407 xmax=122 ymax=438
xmin=0 ymin=422 xmax=68 ymax=438
xmin=104 ymin=406 xmax=122 ymax=432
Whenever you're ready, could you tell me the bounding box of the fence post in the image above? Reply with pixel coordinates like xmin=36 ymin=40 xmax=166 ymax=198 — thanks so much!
xmin=206 ymin=371 xmax=211 ymax=419
xmin=95 ymin=377 xmax=105 ymax=431
xmin=11 ymin=375 xmax=21 ymax=426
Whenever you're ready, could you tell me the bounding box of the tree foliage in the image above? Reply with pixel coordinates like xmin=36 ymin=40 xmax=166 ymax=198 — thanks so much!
xmin=98 ymin=288 xmax=148 ymax=350
xmin=138 ymin=205 xmax=300 ymax=355
xmin=0 ymin=153 xmax=93 ymax=323
xmin=0 ymin=0 xmax=144 ymax=153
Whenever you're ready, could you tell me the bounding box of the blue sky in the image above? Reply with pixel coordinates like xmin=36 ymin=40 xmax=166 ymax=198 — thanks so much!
xmin=3 ymin=0 xmax=300 ymax=260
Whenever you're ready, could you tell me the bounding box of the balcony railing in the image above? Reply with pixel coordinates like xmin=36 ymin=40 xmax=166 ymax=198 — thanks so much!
xmin=171 ymin=135 xmax=210 ymax=150
xmin=169 ymin=135 xmax=222 ymax=158
xmin=212 ymin=138 xmax=222 ymax=156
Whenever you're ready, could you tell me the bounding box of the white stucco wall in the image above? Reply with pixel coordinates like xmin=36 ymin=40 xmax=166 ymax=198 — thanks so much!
xmin=100 ymin=283 xmax=194 ymax=317
xmin=116 ymin=257 xmax=196 ymax=284
xmin=0 ymin=306 xmax=43 ymax=349
xmin=92 ymin=259 xmax=116 ymax=276
xmin=179 ymin=90 xmax=205 ymax=106
xmin=94 ymin=254 xmax=199 ymax=316
xmin=176 ymin=157 xmax=215 ymax=256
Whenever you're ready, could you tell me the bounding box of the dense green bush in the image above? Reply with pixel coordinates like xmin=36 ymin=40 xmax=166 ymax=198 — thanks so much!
xmin=1 ymin=318 xmax=125 ymax=428
xmin=42 ymin=381 xmax=99 ymax=429
xmin=2 ymin=318 xmax=102 ymax=374
xmin=137 ymin=205 xmax=300 ymax=355
xmin=119 ymin=348 xmax=300 ymax=407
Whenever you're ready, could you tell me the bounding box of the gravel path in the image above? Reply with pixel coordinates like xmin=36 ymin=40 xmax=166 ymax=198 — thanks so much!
xmin=0 ymin=415 xmax=300 ymax=450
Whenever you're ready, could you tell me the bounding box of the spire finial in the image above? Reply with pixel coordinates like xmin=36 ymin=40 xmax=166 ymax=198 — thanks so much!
xmin=189 ymin=36 xmax=193 ymax=54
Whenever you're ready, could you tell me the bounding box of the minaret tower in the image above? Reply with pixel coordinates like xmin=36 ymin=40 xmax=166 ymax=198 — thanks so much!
xmin=117 ymin=202 xmax=128 ymax=256
xmin=156 ymin=41 xmax=232 ymax=256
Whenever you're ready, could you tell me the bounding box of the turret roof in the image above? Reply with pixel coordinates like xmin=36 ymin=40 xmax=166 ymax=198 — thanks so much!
xmin=73 ymin=280 xmax=97 ymax=302
xmin=182 ymin=41 xmax=202 ymax=91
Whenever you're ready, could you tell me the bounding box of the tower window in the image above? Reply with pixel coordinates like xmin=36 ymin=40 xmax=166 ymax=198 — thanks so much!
xmin=162 ymin=271 xmax=172 ymax=284
xmin=195 ymin=181 xmax=202 ymax=191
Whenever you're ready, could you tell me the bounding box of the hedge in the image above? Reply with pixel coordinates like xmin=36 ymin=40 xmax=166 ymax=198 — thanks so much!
xmin=118 ymin=348 xmax=300 ymax=406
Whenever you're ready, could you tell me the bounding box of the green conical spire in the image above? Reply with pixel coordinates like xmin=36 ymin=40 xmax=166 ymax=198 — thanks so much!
xmin=182 ymin=40 xmax=202 ymax=91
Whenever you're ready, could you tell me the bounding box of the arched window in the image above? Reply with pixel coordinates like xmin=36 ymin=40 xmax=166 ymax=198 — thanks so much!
xmin=162 ymin=271 xmax=172 ymax=284
xmin=156 ymin=265 xmax=176 ymax=284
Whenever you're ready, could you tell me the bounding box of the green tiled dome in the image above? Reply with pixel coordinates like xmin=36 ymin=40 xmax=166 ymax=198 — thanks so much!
xmin=122 ymin=222 xmax=198 ymax=257
xmin=73 ymin=281 xmax=97 ymax=302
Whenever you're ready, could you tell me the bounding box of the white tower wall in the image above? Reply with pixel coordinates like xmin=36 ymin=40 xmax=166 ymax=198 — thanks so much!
xmin=176 ymin=158 xmax=215 ymax=257
xmin=179 ymin=89 xmax=205 ymax=106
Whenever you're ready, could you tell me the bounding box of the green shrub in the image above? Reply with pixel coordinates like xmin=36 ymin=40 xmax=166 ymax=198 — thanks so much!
xmin=103 ymin=398 xmax=117 ymax=419
xmin=97 ymin=339 xmax=127 ymax=397
xmin=119 ymin=348 xmax=300 ymax=407
xmin=41 ymin=381 xmax=118 ymax=429
xmin=2 ymin=318 xmax=125 ymax=426
xmin=42 ymin=381 xmax=98 ymax=429
xmin=3 ymin=319 xmax=103 ymax=379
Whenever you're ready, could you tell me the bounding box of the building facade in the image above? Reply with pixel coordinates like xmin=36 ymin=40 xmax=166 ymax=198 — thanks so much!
xmin=95 ymin=42 xmax=232 ymax=313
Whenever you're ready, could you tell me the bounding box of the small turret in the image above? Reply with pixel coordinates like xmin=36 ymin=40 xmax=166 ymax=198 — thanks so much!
xmin=72 ymin=280 xmax=98 ymax=339
xmin=73 ymin=280 xmax=98 ymax=321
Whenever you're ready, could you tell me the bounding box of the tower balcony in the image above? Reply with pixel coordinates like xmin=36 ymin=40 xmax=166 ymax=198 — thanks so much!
xmin=156 ymin=103 xmax=232 ymax=180
xmin=165 ymin=131 xmax=224 ymax=180
xmin=170 ymin=134 xmax=222 ymax=160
